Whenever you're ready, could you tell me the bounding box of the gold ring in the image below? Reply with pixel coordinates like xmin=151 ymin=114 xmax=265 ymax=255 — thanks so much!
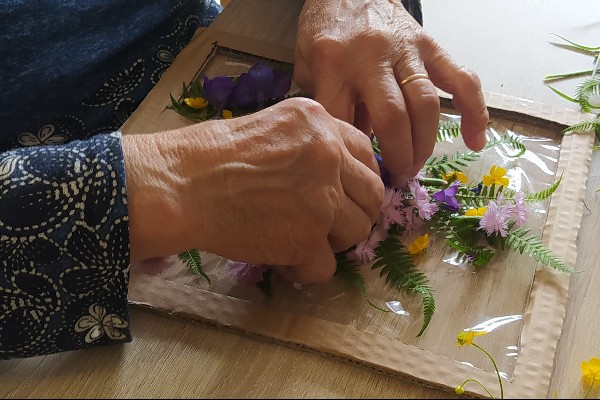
xmin=399 ymin=73 xmax=430 ymax=87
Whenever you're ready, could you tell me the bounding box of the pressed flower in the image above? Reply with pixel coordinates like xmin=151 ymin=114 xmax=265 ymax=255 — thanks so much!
xmin=375 ymin=153 xmax=391 ymax=187
xmin=454 ymin=386 xmax=465 ymax=395
xmin=510 ymin=191 xmax=528 ymax=227
xmin=222 ymin=109 xmax=234 ymax=119
xmin=456 ymin=330 xmax=487 ymax=348
xmin=407 ymin=234 xmax=429 ymax=255
xmin=479 ymin=198 xmax=511 ymax=237
xmin=183 ymin=97 xmax=208 ymax=109
xmin=442 ymin=170 xmax=468 ymax=184
xmin=465 ymin=207 xmax=487 ymax=216
xmin=581 ymin=357 xmax=600 ymax=384
xmin=203 ymin=75 xmax=235 ymax=107
xmin=353 ymin=225 xmax=389 ymax=263
xmin=231 ymin=63 xmax=292 ymax=109
xmin=227 ymin=261 xmax=269 ymax=285
xmin=408 ymin=178 xmax=439 ymax=220
xmin=482 ymin=165 xmax=510 ymax=187
xmin=432 ymin=182 xmax=461 ymax=210
xmin=378 ymin=187 xmax=405 ymax=230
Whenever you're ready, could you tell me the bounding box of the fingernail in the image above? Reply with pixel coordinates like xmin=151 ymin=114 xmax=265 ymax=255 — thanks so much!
xmin=391 ymin=174 xmax=408 ymax=189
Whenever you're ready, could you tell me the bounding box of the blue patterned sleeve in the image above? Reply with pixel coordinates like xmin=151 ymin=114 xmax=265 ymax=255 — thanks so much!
xmin=0 ymin=132 xmax=131 ymax=359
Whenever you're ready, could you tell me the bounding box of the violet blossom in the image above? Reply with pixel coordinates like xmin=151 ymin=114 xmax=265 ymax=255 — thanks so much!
xmin=231 ymin=63 xmax=292 ymax=109
xmin=432 ymin=182 xmax=461 ymax=211
xmin=202 ymin=75 xmax=235 ymax=108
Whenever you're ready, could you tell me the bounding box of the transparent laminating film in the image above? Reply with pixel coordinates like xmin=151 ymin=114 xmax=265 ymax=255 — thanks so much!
xmin=130 ymin=45 xmax=565 ymax=381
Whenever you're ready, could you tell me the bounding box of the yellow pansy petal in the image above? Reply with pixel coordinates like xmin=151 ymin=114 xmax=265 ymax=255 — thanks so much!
xmin=456 ymin=171 xmax=468 ymax=184
xmin=498 ymin=177 xmax=510 ymax=186
xmin=491 ymin=165 xmax=507 ymax=177
xmin=465 ymin=209 xmax=478 ymax=216
xmin=222 ymin=109 xmax=233 ymax=119
xmin=482 ymin=175 xmax=494 ymax=186
xmin=183 ymin=97 xmax=208 ymax=109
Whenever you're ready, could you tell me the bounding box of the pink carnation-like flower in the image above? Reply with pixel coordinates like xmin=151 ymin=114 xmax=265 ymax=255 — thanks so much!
xmin=479 ymin=198 xmax=512 ymax=237
xmin=227 ymin=260 xmax=269 ymax=285
xmin=510 ymin=191 xmax=528 ymax=227
xmin=407 ymin=178 xmax=439 ymax=221
xmin=378 ymin=188 xmax=406 ymax=230
xmin=353 ymin=225 xmax=389 ymax=263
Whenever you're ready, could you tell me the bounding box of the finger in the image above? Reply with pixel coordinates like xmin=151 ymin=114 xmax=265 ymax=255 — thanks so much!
xmin=313 ymin=73 xmax=355 ymax=124
xmin=395 ymin=68 xmax=440 ymax=178
xmin=339 ymin=151 xmax=385 ymax=224
xmin=328 ymin=193 xmax=376 ymax=253
xmin=353 ymin=102 xmax=372 ymax=136
xmin=285 ymin=240 xmax=337 ymax=284
xmin=335 ymin=119 xmax=380 ymax=177
xmin=420 ymin=36 xmax=489 ymax=151
xmin=359 ymin=70 xmax=413 ymax=188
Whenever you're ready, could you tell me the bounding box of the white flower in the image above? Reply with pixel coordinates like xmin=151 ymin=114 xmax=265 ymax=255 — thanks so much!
xmin=74 ymin=304 xmax=128 ymax=343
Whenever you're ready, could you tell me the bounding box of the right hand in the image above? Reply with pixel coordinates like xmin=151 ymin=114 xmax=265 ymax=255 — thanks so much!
xmin=123 ymin=97 xmax=385 ymax=284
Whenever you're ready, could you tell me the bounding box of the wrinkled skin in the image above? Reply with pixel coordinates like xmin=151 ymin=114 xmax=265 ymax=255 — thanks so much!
xmin=294 ymin=0 xmax=490 ymax=187
xmin=124 ymin=98 xmax=384 ymax=284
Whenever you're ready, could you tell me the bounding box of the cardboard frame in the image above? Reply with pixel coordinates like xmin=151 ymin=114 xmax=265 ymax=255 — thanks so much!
xmin=122 ymin=28 xmax=594 ymax=398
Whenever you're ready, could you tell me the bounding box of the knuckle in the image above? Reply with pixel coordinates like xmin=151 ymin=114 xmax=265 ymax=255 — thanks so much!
xmin=309 ymin=36 xmax=344 ymax=63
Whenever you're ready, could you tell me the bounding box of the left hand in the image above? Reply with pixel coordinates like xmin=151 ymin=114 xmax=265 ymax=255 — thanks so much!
xmin=294 ymin=0 xmax=489 ymax=188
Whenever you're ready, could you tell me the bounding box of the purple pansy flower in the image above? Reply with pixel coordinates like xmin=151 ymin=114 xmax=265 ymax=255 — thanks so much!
xmin=231 ymin=63 xmax=292 ymax=109
xmin=375 ymin=153 xmax=391 ymax=187
xmin=203 ymin=75 xmax=235 ymax=108
xmin=432 ymin=182 xmax=461 ymax=210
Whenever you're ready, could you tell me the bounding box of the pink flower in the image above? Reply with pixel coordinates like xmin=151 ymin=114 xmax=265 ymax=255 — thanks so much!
xmin=353 ymin=225 xmax=389 ymax=263
xmin=378 ymin=188 xmax=406 ymax=229
xmin=407 ymin=178 xmax=439 ymax=220
xmin=479 ymin=198 xmax=512 ymax=237
xmin=227 ymin=261 xmax=269 ymax=285
xmin=510 ymin=192 xmax=528 ymax=227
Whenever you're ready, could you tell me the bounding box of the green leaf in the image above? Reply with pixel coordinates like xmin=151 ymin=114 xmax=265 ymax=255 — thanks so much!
xmin=425 ymin=151 xmax=481 ymax=178
xmin=504 ymin=227 xmax=574 ymax=273
xmin=335 ymin=251 xmax=388 ymax=312
xmin=546 ymin=85 xmax=579 ymax=103
xmin=178 ymin=249 xmax=211 ymax=284
xmin=483 ymin=135 xmax=527 ymax=158
xmin=371 ymin=228 xmax=436 ymax=337
xmin=436 ymin=120 xmax=462 ymax=143
xmin=573 ymin=77 xmax=600 ymax=112
xmin=544 ymin=69 xmax=594 ymax=82
xmin=444 ymin=226 xmax=495 ymax=268
xmin=550 ymin=33 xmax=600 ymax=53
xmin=505 ymin=174 xmax=563 ymax=203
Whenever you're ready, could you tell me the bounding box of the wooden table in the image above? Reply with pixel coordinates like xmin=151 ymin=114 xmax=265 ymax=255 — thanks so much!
xmin=2 ymin=1 xmax=600 ymax=398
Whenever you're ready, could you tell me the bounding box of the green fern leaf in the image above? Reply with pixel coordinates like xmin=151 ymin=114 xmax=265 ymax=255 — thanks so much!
xmin=444 ymin=228 xmax=496 ymax=268
xmin=483 ymin=135 xmax=527 ymax=158
xmin=335 ymin=251 xmax=388 ymax=312
xmin=436 ymin=120 xmax=462 ymax=142
xmin=503 ymin=174 xmax=563 ymax=203
xmin=371 ymin=228 xmax=436 ymax=337
xmin=505 ymin=228 xmax=574 ymax=273
xmin=178 ymin=249 xmax=211 ymax=284
xmin=425 ymin=151 xmax=480 ymax=178
xmin=563 ymin=116 xmax=600 ymax=142
xmin=574 ymin=77 xmax=600 ymax=112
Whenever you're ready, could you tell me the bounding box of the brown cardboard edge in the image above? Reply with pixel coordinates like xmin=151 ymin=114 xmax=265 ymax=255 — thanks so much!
xmin=124 ymin=27 xmax=596 ymax=398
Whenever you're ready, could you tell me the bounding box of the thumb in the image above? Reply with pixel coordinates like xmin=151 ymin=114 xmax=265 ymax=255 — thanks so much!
xmin=280 ymin=241 xmax=337 ymax=284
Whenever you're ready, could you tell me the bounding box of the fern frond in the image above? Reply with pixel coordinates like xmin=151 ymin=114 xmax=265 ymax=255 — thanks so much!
xmin=503 ymin=174 xmax=563 ymax=203
xmin=425 ymin=151 xmax=481 ymax=178
xmin=437 ymin=120 xmax=462 ymax=142
xmin=563 ymin=116 xmax=600 ymax=141
xmin=371 ymin=229 xmax=436 ymax=336
xmin=444 ymin=229 xmax=495 ymax=268
xmin=483 ymin=135 xmax=527 ymax=158
xmin=574 ymin=77 xmax=600 ymax=112
xmin=335 ymin=251 xmax=388 ymax=312
xmin=178 ymin=249 xmax=211 ymax=284
xmin=504 ymin=227 xmax=574 ymax=273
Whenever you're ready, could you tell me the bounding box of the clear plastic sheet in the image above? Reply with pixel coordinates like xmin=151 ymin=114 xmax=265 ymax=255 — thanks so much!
xmin=131 ymin=48 xmax=564 ymax=379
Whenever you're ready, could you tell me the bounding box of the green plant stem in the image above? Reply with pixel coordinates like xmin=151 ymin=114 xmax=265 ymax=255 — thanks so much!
xmin=584 ymin=376 xmax=596 ymax=399
xmin=458 ymin=379 xmax=496 ymax=398
xmin=472 ymin=343 xmax=504 ymax=399
xmin=544 ymin=69 xmax=594 ymax=82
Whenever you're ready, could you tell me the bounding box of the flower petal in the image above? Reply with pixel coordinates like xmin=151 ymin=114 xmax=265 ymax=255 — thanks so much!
xmin=74 ymin=316 xmax=99 ymax=332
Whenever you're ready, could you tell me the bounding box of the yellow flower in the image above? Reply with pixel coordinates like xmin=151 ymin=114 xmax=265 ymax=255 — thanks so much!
xmin=222 ymin=109 xmax=234 ymax=119
xmin=456 ymin=330 xmax=487 ymax=348
xmin=465 ymin=207 xmax=487 ymax=216
xmin=482 ymin=165 xmax=509 ymax=187
xmin=581 ymin=357 xmax=600 ymax=385
xmin=407 ymin=234 xmax=429 ymax=255
xmin=443 ymin=171 xmax=468 ymax=184
xmin=183 ymin=97 xmax=208 ymax=109
xmin=454 ymin=386 xmax=465 ymax=395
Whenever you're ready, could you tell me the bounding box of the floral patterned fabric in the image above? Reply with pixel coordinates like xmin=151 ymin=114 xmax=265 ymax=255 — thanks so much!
xmin=0 ymin=0 xmax=222 ymax=359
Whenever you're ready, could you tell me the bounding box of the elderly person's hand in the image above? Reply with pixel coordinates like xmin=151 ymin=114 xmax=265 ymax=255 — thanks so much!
xmin=123 ymin=98 xmax=384 ymax=284
xmin=294 ymin=0 xmax=489 ymax=187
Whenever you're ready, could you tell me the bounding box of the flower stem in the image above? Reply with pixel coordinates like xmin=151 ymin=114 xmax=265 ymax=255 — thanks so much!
xmin=472 ymin=343 xmax=504 ymax=399
xmin=584 ymin=376 xmax=596 ymax=399
xmin=458 ymin=378 xmax=495 ymax=398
